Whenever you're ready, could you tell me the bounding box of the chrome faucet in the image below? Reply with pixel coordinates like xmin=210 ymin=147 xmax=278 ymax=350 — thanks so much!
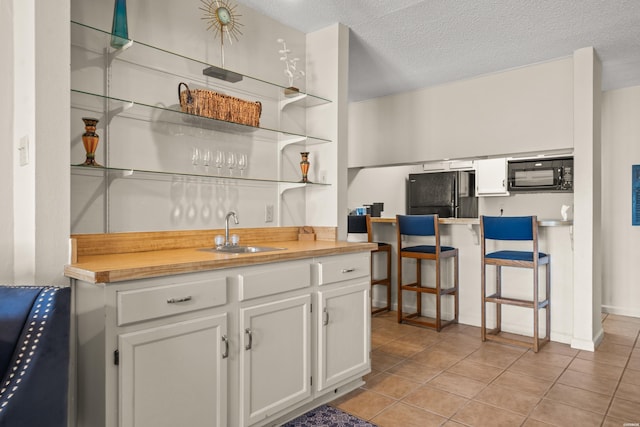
xmin=225 ymin=211 xmax=239 ymax=245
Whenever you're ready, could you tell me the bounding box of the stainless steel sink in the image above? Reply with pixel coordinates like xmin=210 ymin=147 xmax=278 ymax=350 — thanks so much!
xmin=210 ymin=245 xmax=286 ymax=254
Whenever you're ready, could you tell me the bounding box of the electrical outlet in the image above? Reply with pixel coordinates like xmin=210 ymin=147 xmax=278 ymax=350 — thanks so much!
xmin=265 ymin=204 xmax=274 ymax=223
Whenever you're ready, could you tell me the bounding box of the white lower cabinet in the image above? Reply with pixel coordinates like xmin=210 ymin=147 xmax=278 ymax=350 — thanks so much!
xmin=119 ymin=314 xmax=228 ymax=427
xmin=317 ymin=283 xmax=370 ymax=391
xmin=239 ymin=295 xmax=311 ymax=426
xmin=74 ymin=252 xmax=371 ymax=427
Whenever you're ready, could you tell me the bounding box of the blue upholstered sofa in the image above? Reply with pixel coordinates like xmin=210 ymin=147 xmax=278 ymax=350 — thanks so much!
xmin=0 ymin=286 xmax=71 ymax=427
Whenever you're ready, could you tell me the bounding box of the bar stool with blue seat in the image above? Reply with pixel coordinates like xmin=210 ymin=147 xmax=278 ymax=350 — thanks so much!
xmin=396 ymin=214 xmax=459 ymax=331
xmin=480 ymin=215 xmax=550 ymax=352
xmin=347 ymin=214 xmax=392 ymax=314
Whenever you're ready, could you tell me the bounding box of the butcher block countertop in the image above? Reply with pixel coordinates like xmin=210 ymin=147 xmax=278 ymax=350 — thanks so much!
xmin=65 ymin=227 xmax=376 ymax=284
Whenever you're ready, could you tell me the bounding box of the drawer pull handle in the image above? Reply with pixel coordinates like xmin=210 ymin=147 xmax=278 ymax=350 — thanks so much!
xmin=222 ymin=335 xmax=229 ymax=359
xmin=323 ymin=307 xmax=330 ymax=326
xmin=166 ymin=296 xmax=192 ymax=304
xmin=245 ymin=328 xmax=253 ymax=351
xmin=341 ymin=268 xmax=355 ymax=273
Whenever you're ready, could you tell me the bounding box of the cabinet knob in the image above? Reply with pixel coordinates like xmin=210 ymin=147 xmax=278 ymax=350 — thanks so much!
xmin=245 ymin=328 xmax=253 ymax=350
xmin=341 ymin=268 xmax=355 ymax=273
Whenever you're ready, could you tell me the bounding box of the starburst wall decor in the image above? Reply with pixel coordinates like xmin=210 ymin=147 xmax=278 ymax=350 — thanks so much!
xmin=200 ymin=0 xmax=244 ymax=81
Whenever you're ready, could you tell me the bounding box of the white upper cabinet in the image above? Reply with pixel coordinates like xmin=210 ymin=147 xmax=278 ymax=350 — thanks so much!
xmin=476 ymin=158 xmax=509 ymax=196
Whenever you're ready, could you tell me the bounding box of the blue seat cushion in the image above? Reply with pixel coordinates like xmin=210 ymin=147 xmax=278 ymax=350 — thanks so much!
xmin=402 ymin=245 xmax=455 ymax=254
xmin=485 ymin=250 xmax=548 ymax=261
xmin=0 ymin=287 xmax=42 ymax=378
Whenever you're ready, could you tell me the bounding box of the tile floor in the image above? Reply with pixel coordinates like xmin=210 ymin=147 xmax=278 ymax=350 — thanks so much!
xmin=330 ymin=312 xmax=640 ymax=427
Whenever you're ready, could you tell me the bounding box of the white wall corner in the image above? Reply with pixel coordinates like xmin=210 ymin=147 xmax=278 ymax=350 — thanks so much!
xmin=571 ymin=46 xmax=603 ymax=350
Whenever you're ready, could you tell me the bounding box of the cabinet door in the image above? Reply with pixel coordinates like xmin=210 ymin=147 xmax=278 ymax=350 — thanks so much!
xmin=476 ymin=158 xmax=509 ymax=196
xmin=317 ymin=282 xmax=370 ymax=391
xmin=119 ymin=314 xmax=228 ymax=427
xmin=239 ymin=295 xmax=311 ymax=426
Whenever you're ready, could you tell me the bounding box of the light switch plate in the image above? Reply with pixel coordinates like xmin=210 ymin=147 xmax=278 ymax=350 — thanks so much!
xmin=18 ymin=136 xmax=29 ymax=166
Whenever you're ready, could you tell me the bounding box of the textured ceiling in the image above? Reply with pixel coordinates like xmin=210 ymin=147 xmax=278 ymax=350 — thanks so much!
xmin=236 ymin=0 xmax=640 ymax=101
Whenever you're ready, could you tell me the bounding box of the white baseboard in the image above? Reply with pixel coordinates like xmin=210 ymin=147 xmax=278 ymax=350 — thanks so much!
xmin=601 ymin=305 xmax=640 ymax=318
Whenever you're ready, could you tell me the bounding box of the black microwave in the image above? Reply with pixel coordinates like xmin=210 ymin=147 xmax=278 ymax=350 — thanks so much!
xmin=507 ymin=156 xmax=573 ymax=193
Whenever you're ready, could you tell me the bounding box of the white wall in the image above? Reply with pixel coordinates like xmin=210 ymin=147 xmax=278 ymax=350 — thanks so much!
xmin=601 ymin=85 xmax=640 ymax=317
xmin=2 ymin=0 xmax=70 ymax=286
xmin=348 ymin=57 xmax=574 ymax=168
xmin=0 ymin=0 xmax=15 ymax=283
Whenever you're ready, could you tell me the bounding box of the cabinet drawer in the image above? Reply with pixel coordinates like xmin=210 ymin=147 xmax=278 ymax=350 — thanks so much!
xmin=238 ymin=261 xmax=311 ymax=301
xmin=315 ymin=253 xmax=370 ymax=285
xmin=117 ymin=278 xmax=227 ymax=326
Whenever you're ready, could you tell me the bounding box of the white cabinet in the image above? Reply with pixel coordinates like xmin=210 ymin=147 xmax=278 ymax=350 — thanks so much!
xmin=73 ymin=252 xmax=371 ymax=427
xmin=239 ymin=295 xmax=311 ymax=426
xmin=313 ymin=253 xmax=371 ymax=392
xmin=316 ymin=283 xmax=370 ymax=391
xmin=476 ymin=158 xmax=510 ymax=196
xmin=74 ymin=272 xmax=230 ymax=427
xmin=119 ymin=314 xmax=228 ymax=427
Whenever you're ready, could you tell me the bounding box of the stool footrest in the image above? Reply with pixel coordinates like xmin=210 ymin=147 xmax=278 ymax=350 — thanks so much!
xmin=372 ymin=278 xmax=391 ymax=286
xmin=400 ymin=313 xmax=457 ymax=330
xmin=484 ymin=329 xmax=550 ymax=351
xmin=401 ymin=283 xmax=457 ymax=295
xmin=485 ymin=294 xmax=549 ymax=309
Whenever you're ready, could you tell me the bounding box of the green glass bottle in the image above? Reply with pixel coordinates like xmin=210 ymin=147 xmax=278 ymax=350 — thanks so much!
xmin=110 ymin=0 xmax=129 ymax=48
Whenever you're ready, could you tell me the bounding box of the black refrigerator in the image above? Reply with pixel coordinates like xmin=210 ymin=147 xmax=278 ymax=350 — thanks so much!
xmin=407 ymin=171 xmax=478 ymax=218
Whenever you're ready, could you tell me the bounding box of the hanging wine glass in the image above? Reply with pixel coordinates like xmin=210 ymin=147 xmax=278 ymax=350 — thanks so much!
xmin=227 ymin=151 xmax=237 ymax=176
xmin=215 ymin=150 xmax=225 ymax=175
xmin=202 ymin=149 xmax=211 ymax=174
xmin=237 ymin=153 xmax=247 ymax=176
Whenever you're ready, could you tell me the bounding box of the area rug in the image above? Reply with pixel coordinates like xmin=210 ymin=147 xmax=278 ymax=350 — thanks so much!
xmin=282 ymin=404 xmax=377 ymax=427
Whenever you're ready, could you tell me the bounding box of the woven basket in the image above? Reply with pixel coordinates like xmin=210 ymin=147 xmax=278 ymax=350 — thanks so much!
xmin=178 ymin=82 xmax=262 ymax=127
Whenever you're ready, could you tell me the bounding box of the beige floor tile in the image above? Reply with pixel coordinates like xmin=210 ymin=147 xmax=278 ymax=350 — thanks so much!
xmin=441 ymin=421 xmax=467 ymax=427
xmin=332 ymin=388 xmax=396 ymax=421
xmin=427 ymin=371 xmax=487 ymax=398
xmin=607 ymin=396 xmax=640 ymax=421
xmin=362 ymin=372 xmax=421 ymax=400
xmin=403 ymin=384 xmax=469 ymax=418
xmin=577 ymin=348 xmax=630 ymax=368
xmin=363 ymin=368 xmax=382 ymax=383
xmin=538 ymin=341 xmax=579 ymax=357
xmin=371 ymin=349 xmax=404 ymax=372
xmin=371 ymin=402 xmax=446 ymax=427
xmin=605 ymin=314 xmax=640 ymax=325
xmin=376 ymin=339 xmax=426 ymax=359
xmin=464 ymin=343 xmax=526 ymax=368
xmin=518 ymin=348 xmax=575 ymax=369
xmin=385 ymin=359 xmax=442 ymax=383
xmin=568 ymin=357 xmax=625 ymax=381
xmin=522 ymin=418 xmax=555 ymax=426
xmin=615 ymin=381 xmax=640 ymax=403
xmin=557 ymin=369 xmax=618 ymax=396
xmin=474 ymin=383 xmax=541 ymax=415
xmin=493 ymin=370 xmax=554 ymax=397
xmin=392 ymin=328 xmax=442 ymax=348
xmin=409 ymin=348 xmax=463 ymax=370
xmin=603 ymin=319 xmax=640 ymax=337
xmin=627 ymin=354 xmax=640 ymax=371
xmin=596 ymin=339 xmax=634 ymax=357
xmin=601 ymin=415 xmax=631 ymax=427
xmin=507 ymin=356 xmax=566 ymax=382
xmin=601 ymin=332 xmax=637 ymax=347
xmin=430 ymin=335 xmax=482 ymax=357
xmin=452 ymin=400 xmax=525 ymax=426
xmin=545 ymin=383 xmax=612 ymax=414
xmin=529 ymin=399 xmax=603 ymax=427
xmin=446 ymin=359 xmax=504 ymax=383
xmin=621 ymin=367 xmax=640 ymax=386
